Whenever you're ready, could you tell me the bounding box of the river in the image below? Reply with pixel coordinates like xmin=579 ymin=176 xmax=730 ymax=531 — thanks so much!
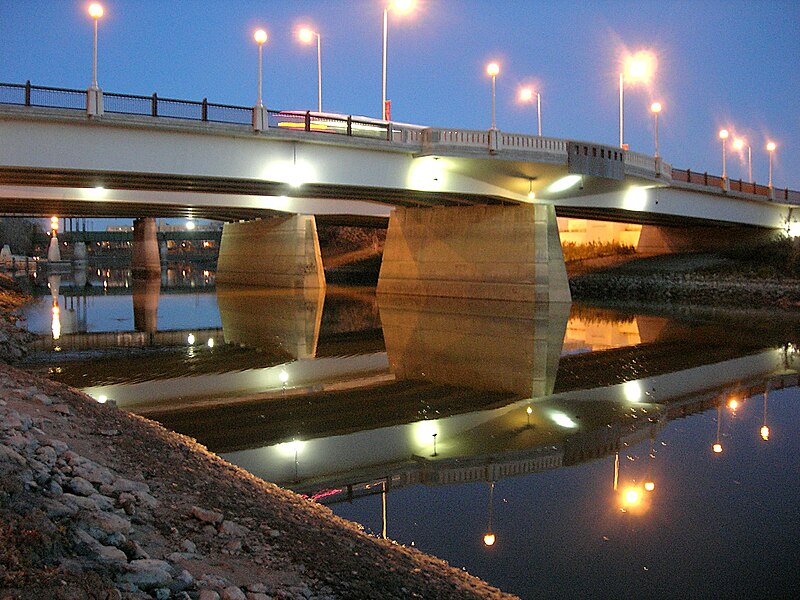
xmin=15 ymin=263 xmax=800 ymax=599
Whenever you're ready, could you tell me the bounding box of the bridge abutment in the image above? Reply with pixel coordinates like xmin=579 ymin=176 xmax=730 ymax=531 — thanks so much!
xmin=132 ymin=218 xmax=161 ymax=277
xmin=216 ymin=216 xmax=326 ymax=289
xmin=377 ymin=204 xmax=571 ymax=303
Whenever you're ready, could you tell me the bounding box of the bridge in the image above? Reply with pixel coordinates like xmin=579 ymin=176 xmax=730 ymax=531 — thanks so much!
xmin=2 ymin=82 xmax=798 ymax=302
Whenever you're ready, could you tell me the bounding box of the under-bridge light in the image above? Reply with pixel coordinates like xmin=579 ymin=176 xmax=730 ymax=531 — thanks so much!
xmin=547 ymin=175 xmax=581 ymax=194
xmin=185 ymin=220 xmax=196 ymax=231
xmin=788 ymin=222 xmax=800 ymax=238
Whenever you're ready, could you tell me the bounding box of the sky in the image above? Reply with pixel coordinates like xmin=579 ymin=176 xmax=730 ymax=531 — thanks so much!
xmin=1 ymin=0 xmax=798 ymax=191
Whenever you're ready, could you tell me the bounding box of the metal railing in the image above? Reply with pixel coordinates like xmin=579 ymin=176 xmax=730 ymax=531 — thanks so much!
xmin=1 ymin=80 xmax=798 ymax=204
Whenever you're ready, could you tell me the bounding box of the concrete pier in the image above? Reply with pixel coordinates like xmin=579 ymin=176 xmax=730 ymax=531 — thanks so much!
xmin=377 ymin=204 xmax=571 ymax=303
xmin=131 ymin=218 xmax=161 ymax=277
xmin=216 ymin=216 xmax=325 ymax=289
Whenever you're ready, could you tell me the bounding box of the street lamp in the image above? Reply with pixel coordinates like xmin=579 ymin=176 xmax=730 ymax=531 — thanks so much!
xmin=719 ymin=129 xmax=729 ymax=180
xmin=382 ymin=0 xmax=415 ymax=120
xmin=519 ymin=87 xmax=542 ymax=136
xmin=88 ymin=3 xmax=103 ymax=90
xmin=487 ymin=62 xmax=500 ymax=130
xmin=650 ymin=101 xmax=662 ymax=158
xmin=619 ymin=51 xmax=656 ymax=148
xmin=766 ymin=141 xmax=777 ymax=188
xmin=252 ymin=29 xmax=268 ymax=131
xmin=298 ymin=27 xmax=322 ymax=112
xmin=733 ymin=137 xmax=752 ymax=183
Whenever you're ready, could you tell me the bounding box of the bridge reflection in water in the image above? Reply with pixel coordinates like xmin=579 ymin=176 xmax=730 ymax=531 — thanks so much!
xmin=26 ymin=278 xmax=800 ymax=509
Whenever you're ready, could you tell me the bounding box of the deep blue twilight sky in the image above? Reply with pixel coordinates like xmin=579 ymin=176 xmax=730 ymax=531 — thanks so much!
xmin=1 ymin=0 xmax=798 ymax=189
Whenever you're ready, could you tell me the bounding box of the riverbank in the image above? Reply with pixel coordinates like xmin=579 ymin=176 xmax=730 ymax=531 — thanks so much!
xmin=568 ymin=251 xmax=800 ymax=309
xmin=0 ymin=364 xmax=513 ymax=600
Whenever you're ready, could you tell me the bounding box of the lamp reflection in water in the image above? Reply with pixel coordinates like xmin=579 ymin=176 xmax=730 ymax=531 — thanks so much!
xmin=526 ymin=405 xmax=533 ymax=428
xmin=712 ymin=404 xmax=724 ymax=454
xmin=483 ymin=481 xmax=496 ymax=547
xmin=644 ymin=424 xmax=656 ymax=492
xmin=760 ymin=385 xmax=770 ymax=441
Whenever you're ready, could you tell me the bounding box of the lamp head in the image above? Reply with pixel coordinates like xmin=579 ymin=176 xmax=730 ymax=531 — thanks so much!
xmin=650 ymin=101 xmax=662 ymax=114
xmin=88 ymin=3 xmax=104 ymax=19
xmin=254 ymin=29 xmax=268 ymax=45
xmin=767 ymin=141 xmax=776 ymax=152
xmin=298 ymin=27 xmax=316 ymax=44
xmin=719 ymin=129 xmax=729 ymax=140
xmin=486 ymin=62 xmax=500 ymax=77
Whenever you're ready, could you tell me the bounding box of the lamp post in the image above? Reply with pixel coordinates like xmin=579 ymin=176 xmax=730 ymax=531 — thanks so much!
xmin=86 ymin=3 xmax=104 ymax=116
xmin=88 ymin=3 xmax=103 ymax=89
xmin=619 ymin=51 xmax=655 ymax=149
xmin=298 ymin=27 xmax=322 ymax=112
xmin=487 ymin=62 xmax=500 ymax=130
xmin=382 ymin=0 xmax=415 ymax=120
xmin=767 ymin=141 xmax=776 ymax=188
xmin=650 ymin=101 xmax=662 ymax=158
xmin=519 ymin=87 xmax=542 ymax=136
xmin=253 ymin=29 xmax=268 ymax=130
xmin=719 ymin=129 xmax=729 ymax=180
xmin=733 ymin=138 xmax=752 ymax=183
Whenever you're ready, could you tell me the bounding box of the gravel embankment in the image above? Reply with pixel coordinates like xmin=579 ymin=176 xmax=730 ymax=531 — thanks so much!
xmin=0 ymin=365 xmax=515 ymax=600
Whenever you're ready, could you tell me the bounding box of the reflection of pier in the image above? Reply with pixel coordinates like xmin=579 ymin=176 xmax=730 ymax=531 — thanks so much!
xmin=29 ymin=328 xmax=223 ymax=351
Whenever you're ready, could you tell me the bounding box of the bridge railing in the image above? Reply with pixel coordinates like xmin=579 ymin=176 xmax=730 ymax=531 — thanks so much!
xmin=0 ymin=81 xmax=85 ymax=110
xmin=672 ymin=167 xmax=800 ymax=204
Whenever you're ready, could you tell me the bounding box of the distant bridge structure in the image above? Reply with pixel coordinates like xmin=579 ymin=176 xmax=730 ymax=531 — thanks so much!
xmin=1 ymin=81 xmax=798 ymax=302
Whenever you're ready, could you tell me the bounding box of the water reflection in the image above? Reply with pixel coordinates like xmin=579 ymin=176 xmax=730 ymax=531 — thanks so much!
xmin=18 ymin=274 xmax=800 ymax=598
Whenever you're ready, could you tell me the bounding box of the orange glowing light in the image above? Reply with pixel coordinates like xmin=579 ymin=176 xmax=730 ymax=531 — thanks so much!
xmin=88 ymin=3 xmax=104 ymax=19
xmin=733 ymin=138 xmax=745 ymax=151
xmin=624 ymin=51 xmax=656 ymax=84
xmin=766 ymin=141 xmax=776 ymax=152
xmin=486 ymin=62 xmax=500 ymax=77
xmin=644 ymin=481 xmax=655 ymax=492
xmin=719 ymin=129 xmax=729 ymax=140
xmin=760 ymin=425 xmax=770 ymax=441
xmin=390 ymin=0 xmax=415 ymax=14
xmin=623 ymin=488 xmax=641 ymax=506
xmin=254 ymin=29 xmax=268 ymax=44
xmin=50 ymin=216 xmax=59 ymax=231
xmin=727 ymin=399 xmax=739 ymax=410
xmin=712 ymin=443 xmax=723 ymax=454
xmin=483 ymin=533 xmax=496 ymax=546
xmin=650 ymin=101 xmax=662 ymax=114
xmin=298 ymin=27 xmax=316 ymax=44
xmin=519 ymin=87 xmax=534 ymax=103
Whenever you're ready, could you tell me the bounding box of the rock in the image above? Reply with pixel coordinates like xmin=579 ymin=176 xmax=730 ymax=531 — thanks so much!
xmin=170 ymin=568 xmax=194 ymax=592
xmin=111 ymin=477 xmax=150 ymax=494
xmin=180 ymin=539 xmax=197 ymax=553
xmin=154 ymin=588 xmax=171 ymax=600
xmin=191 ymin=505 xmax=224 ymax=524
xmin=269 ymin=529 xmax=281 ymax=538
xmin=246 ymin=583 xmax=270 ymax=594
xmin=66 ymin=476 xmax=97 ymax=497
xmin=89 ymin=493 xmax=115 ymax=511
xmin=0 ymin=445 xmax=26 ymax=466
xmin=52 ymin=404 xmax=72 ymax=416
xmin=120 ymin=559 xmax=174 ymax=591
xmin=96 ymin=544 xmax=128 ymax=564
xmin=133 ymin=489 xmax=159 ymax=509
xmin=35 ymin=444 xmax=58 ymax=467
xmin=62 ymin=492 xmax=99 ymax=512
xmin=246 ymin=594 xmax=270 ymax=600
xmin=198 ymin=591 xmax=221 ymax=600
xmin=85 ymin=511 xmax=132 ymax=535
xmin=99 ymin=429 xmax=120 ymax=436
xmin=74 ymin=461 xmax=116 ymax=485
xmin=219 ymin=520 xmax=249 ymax=537
xmin=166 ymin=552 xmax=198 ymax=562
xmin=34 ymin=393 xmax=53 ymax=406
xmin=222 ymin=587 xmax=247 ymax=600
xmin=225 ymin=539 xmax=242 ymax=554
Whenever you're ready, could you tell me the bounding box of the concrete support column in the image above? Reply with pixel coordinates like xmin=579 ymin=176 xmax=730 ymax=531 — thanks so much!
xmin=377 ymin=204 xmax=571 ymax=303
xmin=216 ymin=216 xmax=325 ymax=289
xmin=47 ymin=235 xmax=62 ymax=262
xmin=73 ymin=241 xmax=88 ymax=262
xmin=159 ymin=241 xmax=168 ymax=264
xmin=132 ymin=218 xmax=161 ymax=277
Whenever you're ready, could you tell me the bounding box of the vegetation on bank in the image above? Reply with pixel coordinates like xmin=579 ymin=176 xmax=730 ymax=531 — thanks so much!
xmin=699 ymin=235 xmax=800 ymax=279
xmin=561 ymin=241 xmax=636 ymax=263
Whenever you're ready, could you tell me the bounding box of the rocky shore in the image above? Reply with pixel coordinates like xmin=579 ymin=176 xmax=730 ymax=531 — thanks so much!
xmin=0 ymin=366 xmax=513 ymax=600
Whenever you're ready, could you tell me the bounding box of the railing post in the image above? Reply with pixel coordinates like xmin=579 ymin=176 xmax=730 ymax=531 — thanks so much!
xmin=346 ymin=116 xmax=352 ymax=136
xmin=25 ymin=80 xmax=31 ymax=106
xmin=386 ymin=122 xmax=392 ymax=141
xmin=202 ymin=98 xmax=208 ymax=121
xmin=305 ymin=111 xmax=311 ymax=132
xmin=151 ymin=93 xmax=158 ymax=117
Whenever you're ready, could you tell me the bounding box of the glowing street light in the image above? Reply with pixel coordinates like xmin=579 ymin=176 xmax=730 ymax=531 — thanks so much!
xmin=526 ymin=405 xmax=533 ymax=427
xmin=298 ymin=27 xmax=322 ymax=112
xmin=761 ymin=387 xmax=770 ymax=441
xmin=650 ymin=102 xmax=662 ymax=158
xmin=766 ymin=141 xmax=777 ymax=188
xmin=382 ymin=0 xmax=415 ymax=120
xmin=487 ymin=62 xmax=500 ymax=130
xmin=712 ymin=404 xmax=724 ymax=454
xmin=483 ymin=481 xmax=496 ymax=547
xmin=719 ymin=129 xmax=729 ymax=180
xmin=88 ymin=3 xmax=104 ymax=90
xmin=254 ymin=29 xmax=268 ymax=108
xmin=619 ymin=51 xmax=656 ymax=148
xmin=733 ymin=137 xmax=752 ymax=183
xmin=519 ymin=87 xmax=542 ymax=136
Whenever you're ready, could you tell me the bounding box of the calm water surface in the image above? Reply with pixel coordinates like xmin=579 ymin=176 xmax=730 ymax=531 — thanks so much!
xmin=17 ymin=266 xmax=800 ymax=599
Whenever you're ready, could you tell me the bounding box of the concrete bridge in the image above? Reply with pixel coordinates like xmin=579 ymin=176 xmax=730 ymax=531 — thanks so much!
xmin=2 ymin=82 xmax=798 ymax=302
